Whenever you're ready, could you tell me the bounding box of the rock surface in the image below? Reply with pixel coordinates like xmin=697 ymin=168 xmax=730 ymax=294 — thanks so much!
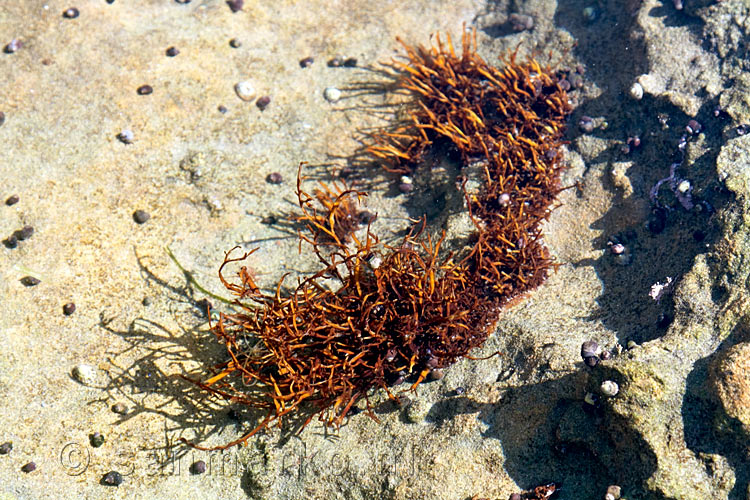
xmin=710 ymin=342 xmax=750 ymax=434
xmin=3 ymin=0 xmax=750 ymax=499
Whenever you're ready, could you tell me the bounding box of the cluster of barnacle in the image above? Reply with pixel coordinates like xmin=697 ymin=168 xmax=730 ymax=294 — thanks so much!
xmin=182 ymin=29 xmax=571 ymax=450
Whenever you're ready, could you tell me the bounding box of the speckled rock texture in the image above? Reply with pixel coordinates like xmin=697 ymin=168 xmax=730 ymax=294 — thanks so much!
xmin=2 ymin=0 xmax=750 ymax=499
xmin=710 ymin=342 xmax=750 ymax=434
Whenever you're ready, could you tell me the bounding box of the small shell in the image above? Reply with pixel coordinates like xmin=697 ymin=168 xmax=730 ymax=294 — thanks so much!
xmin=117 ymin=129 xmax=134 ymax=144
xmin=579 ymin=116 xmax=594 ymax=133
xmin=4 ymin=39 xmax=22 ymax=54
xmin=629 ymin=82 xmax=643 ymax=100
xmin=606 ymin=485 xmax=622 ymax=500
xmin=234 ymin=80 xmax=257 ymax=101
xmin=581 ymin=340 xmax=599 ymax=359
xmin=111 ymin=402 xmax=129 ymax=415
xmin=102 ymin=470 xmax=123 ymax=486
xmin=191 ymin=460 xmax=207 ymax=475
xmin=610 ymin=243 xmax=625 ymax=255
xmin=90 ymin=432 xmax=105 ymax=448
xmin=686 ymin=119 xmax=702 ymax=135
xmin=600 ymin=380 xmax=619 ymax=397
xmin=72 ymin=364 xmax=97 ymax=385
xmin=323 ymin=87 xmax=341 ymax=102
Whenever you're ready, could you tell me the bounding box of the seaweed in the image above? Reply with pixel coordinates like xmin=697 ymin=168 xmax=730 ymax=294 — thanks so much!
xmin=181 ymin=28 xmax=572 ymax=450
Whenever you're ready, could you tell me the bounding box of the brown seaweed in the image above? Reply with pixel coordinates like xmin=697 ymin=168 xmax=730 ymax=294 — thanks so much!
xmin=181 ymin=28 xmax=571 ymax=450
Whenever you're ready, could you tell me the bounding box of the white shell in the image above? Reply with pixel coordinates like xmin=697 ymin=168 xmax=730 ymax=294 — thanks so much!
xmin=118 ymin=129 xmax=134 ymax=144
xmin=629 ymin=82 xmax=644 ymax=100
xmin=600 ymin=380 xmax=619 ymax=397
xmin=234 ymin=80 xmax=257 ymax=101
xmin=323 ymin=87 xmax=341 ymax=102
xmin=72 ymin=364 xmax=97 ymax=385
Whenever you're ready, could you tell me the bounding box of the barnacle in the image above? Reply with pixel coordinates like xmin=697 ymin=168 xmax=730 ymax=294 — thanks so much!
xmin=182 ymin=28 xmax=571 ymax=450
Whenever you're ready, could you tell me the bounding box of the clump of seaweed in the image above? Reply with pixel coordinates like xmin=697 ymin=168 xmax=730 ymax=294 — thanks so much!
xmin=182 ymin=28 xmax=571 ymax=450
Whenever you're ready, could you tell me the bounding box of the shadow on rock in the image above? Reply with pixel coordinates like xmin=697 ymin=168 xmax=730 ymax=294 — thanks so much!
xmin=683 ymin=321 xmax=750 ymax=499
xmin=97 ymin=248 xmax=323 ymax=465
xmin=551 ymin=0 xmax=730 ymax=345
xmin=426 ymin=370 xmax=658 ymax=500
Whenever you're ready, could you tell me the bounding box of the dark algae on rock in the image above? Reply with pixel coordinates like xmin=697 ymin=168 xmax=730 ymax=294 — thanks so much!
xmin=182 ymin=29 xmax=572 ymax=450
